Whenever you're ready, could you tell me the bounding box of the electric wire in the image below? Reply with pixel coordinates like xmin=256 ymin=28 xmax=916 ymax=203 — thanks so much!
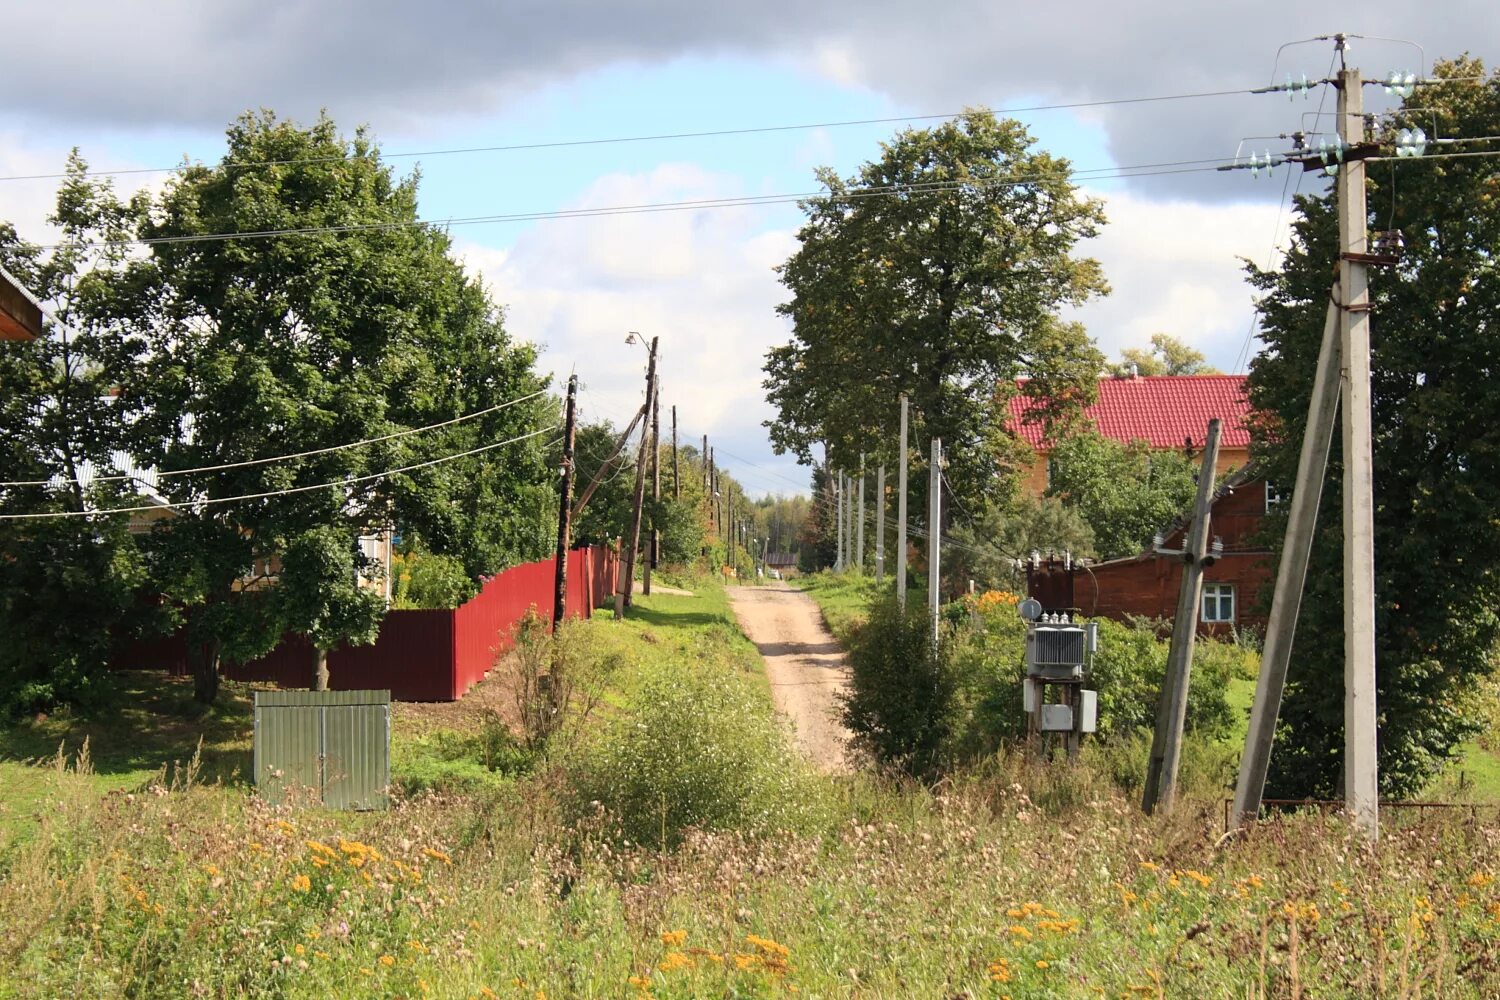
xmin=0 ymin=388 xmax=550 ymax=487
xmin=0 ymin=424 xmax=557 ymax=520
xmin=0 ymin=86 xmax=1267 ymax=185
xmin=27 ymin=157 xmax=1239 ymax=253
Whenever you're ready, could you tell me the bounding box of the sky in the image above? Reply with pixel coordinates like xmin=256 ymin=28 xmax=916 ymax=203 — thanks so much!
xmin=1 ymin=2 xmax=1495 ymax=499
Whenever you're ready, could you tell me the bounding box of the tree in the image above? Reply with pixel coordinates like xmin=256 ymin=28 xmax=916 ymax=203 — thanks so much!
xmin=942 ymin=494 xmax=1095 ymax=594
xmin=0 ymin=163 xmax=151 ymax=714
xmin=1110 ymin=333 xmax=1218 ymax=377
xmin=1045 ymin=430 xmax=1198 ymax=560
xmin=98 ymin=112 xmax=552 ymax=702
xmin=1247 ymin=59 xmax=1500 ymax=797
xmin=764 ymin=110 xmax=1108 ymax=516
xmin=568 ymin=421 xmax=639 ymax=548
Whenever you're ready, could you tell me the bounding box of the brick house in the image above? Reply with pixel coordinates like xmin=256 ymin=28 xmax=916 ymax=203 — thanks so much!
xmin=1026 ymin=466 xmax=1275 ymax=635
xmin=1008 ymin=372 xmax=1253 ymax=497
xmin=1 ymin=266 xmax=43 ymax=341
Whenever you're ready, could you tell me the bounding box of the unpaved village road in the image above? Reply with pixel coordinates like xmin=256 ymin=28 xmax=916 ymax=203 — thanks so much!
xmin=727 ymin=583 xmax=851 ymax=773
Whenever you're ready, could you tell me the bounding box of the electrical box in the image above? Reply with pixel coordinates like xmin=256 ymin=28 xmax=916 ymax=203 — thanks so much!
xmin=1040 ymin=704 xmax=1074 ymax=732
xmin=254 ymin=690 xmax=391 ymax=810
xmin=1079 ymin=689 xmax=1098 ymax=734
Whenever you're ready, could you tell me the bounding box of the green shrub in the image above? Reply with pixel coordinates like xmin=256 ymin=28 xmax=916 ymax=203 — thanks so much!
xmin=842 ymin=597 xmax=961 ymax=777
xmin=565 ymin=660 xmax=807 ymax=847
xmin=390 ymin=550 xmax=474 ymax=609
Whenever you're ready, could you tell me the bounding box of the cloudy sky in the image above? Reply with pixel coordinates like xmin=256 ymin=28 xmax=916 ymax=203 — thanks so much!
xmin=2 ymin=2 xmax=1494 ymax=497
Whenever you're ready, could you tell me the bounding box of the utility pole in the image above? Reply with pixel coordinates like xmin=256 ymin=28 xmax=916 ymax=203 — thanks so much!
xmin=726 ymin=479 xmax=736 ymax=574
xmin=552 ymin=374 xmax=578 ymax=632
xmin=856 ymin=454 xmax=865 ymax=573
xmin=618 ymin=336 xmax=657 ymax=617
xmin=1142 ymin=419 xmax=1222 ymax=815
xmin=1232 ymin=286 xmax=1342 ymax=828
xmin=644 ymin=378 xmax=660 ymax=596
xmin=928 ymin=438 xmax=942 ymax=641
xmin=896 ymin=395 xmax=909 ymax=608
xmin=702 ymin=434 xmax=710 ymax=500
xmin=834 ymin=471 xmax=844 ymax=571
xmin=875 ymin=464 xmax=886 ymax=585
xmin=571 ymin=404 xmax=644 ymax=520
xmin=1336 ymin=63 xmax=1379 ymax=840
xmin=672 ymin=406 xmax=680 ymax=501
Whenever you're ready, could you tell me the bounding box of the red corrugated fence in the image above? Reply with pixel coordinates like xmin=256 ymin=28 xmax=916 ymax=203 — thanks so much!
xmin=114 ymin=544 xmax=619 ymax=701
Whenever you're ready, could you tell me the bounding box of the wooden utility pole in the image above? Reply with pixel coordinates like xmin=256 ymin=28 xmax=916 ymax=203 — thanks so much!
xmin=671 ymin=406 xmax=680 ymax=501
xmin=928 ymin=438 xmax=942 ymax=640
xmin=1142 ymin=419 xmax=1222 ymax=814
xmin=644 ymin=378 xmax=660 ymax=596
xmin=856 ymin=454 xmax=865 ymax=572
xmin=896 ymin=395 xmax=909 ymax=607
xmin=875 ymin=464 xmax=886 ymax=584
xmin=702 ymin=434 xmax=710 ymax=500
xmin=618 ymin=336 xmax=657 ymax=617
xmin=1336 ymin=65 xmax=1379 ymax=839
xmin=571 ymin=403 xmax=644 ymax=519
xmin=1232 ymin=286 xmax=1342 ymax=827
xmin=552 ymin=374 xmax=578 ymax=631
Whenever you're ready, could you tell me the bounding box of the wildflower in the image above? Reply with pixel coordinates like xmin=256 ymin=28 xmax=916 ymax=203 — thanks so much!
xmin=306 ymin=840 xmax=336 ymax=857
xmin=1468 ymin=871 xmax=1494 ymax=888
xmin=1035 ymin=960 xmax=1050 ymax=970
xmin=408 ymin=939 xmax=428 ymax=954
xmin=423 ymin=847 xmax=453 ymax=865
xmin=660 ymin=929 xmax=688 ymax=947
xmin=289 ymin=874 xmax=311 ymax=893
xmin=658 ymin=952 xmax=695 ymax=972
xmin=379 ymin=954 xmax=396 ymax=968
xmin=294 ymin=944 xmax=306 ymax=956
xmin=1008 ymin=925 xmax=1033 ymax=939
xmin=201 ymin=864 xmax=221 ymax=878
xmin=1183 ymin=870 xmax=1213 ymax=888
xmin=1139 ymin=861 xmax=1160 ymax=871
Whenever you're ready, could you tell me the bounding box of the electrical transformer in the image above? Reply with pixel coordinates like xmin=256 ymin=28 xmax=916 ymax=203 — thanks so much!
xmin=1018 ymin=599 xmax=1099 ymax=755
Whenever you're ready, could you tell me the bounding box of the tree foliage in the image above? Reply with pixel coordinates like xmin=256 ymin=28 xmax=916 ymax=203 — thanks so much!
xmin=941 ymin=494 xmax=1095 ymax=593
xmin=1045 ymin=430 xmax=1198 ymax=560
xmin=764 ymin=110 xmax=1108 ymax=513
xmin=0 ymin=169 xmax=151 ymax=715
xmin=1110 ymin=333 xmax=1218 ymax=377
xmin=1247 ymin=60 xmax=1500 ymax=797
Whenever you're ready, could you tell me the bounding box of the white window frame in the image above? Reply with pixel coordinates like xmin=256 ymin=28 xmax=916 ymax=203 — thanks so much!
xmin=1264 ymin=480 xmax=1281 ymax=512
xmin=1202 ymin=582 xmax=1235 ymax=623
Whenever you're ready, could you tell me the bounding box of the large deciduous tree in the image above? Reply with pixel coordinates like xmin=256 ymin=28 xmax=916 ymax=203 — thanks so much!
xmin=763 ymin=110 xmax=1108 ymax=513
xmin=102 ymin=112 xmax=553 ymax=702
xmin=1248 ymin=60 xmax=1500 ymax=797
xmin=1045 ymin=431 xmax=1198 ymax=561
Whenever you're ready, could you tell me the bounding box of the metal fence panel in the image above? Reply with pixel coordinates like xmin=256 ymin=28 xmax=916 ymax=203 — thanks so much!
xmin=254 ymin=701 xmax=322 ymax=807
xmin=322 ymin=705 xmax=390 ymax=810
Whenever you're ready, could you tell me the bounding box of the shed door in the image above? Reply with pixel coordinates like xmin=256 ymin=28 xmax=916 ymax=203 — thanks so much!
xmin=256 ymin=706 xmax=322 ymax=806
xmin=321 ymin=705 xmax=390 ymax=810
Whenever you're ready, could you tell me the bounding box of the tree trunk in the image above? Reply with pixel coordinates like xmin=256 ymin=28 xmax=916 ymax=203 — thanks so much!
xmin=313 ymin=647 xmax=330 ymax=692
xmin=191 ymin=638 xmax=221 ymax=705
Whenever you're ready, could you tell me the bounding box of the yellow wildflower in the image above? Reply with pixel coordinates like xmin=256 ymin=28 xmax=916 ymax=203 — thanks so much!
xmin=660 ymin=929 xmax=688 ymax=947
xmin=289 ymin=874 xmax=311 ymax=893
xmin=423 ymin=847 xmax=453 ymax=865
xmin=379 ymin=954 xmax=396 ymax=968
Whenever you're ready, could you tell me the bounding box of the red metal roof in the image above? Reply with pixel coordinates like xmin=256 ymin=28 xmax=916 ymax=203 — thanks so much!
xmin=1009 ymin=374 xmax=1252 ymax=451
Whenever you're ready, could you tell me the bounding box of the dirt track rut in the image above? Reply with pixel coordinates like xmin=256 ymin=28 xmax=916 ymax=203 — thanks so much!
xmin=727 ymin=583 xmax=851 ymax=773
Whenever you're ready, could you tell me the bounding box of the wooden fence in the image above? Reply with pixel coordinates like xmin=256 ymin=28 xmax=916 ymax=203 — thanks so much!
xmin=115 ymin=544 xmax=619 ymax=701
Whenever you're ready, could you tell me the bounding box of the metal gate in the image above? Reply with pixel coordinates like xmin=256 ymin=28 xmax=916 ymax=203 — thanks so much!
xmin=253 ymin=690 xmax=390 ymax=809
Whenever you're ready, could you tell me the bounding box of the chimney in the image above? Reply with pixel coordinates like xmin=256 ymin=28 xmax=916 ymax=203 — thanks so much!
xmin=1128 ymin=362 xmax=1139 ymax=379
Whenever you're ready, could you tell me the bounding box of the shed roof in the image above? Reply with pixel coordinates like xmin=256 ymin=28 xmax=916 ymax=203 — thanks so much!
xmin=1009 ymin=373 xmax=1252 ymax=451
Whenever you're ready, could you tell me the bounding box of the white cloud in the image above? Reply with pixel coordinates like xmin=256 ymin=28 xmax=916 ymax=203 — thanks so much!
xmin=1066 ymin=188 xmax=1288 ymax=370
xmin=457 ymin=165 xmax=812 ymax=498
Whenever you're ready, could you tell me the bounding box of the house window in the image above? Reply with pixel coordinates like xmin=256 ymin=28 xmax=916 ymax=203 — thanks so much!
xmin=1264 ymin=480 xmax=1281 ymax=512
xmin=1202 ymin=583 xmax=1235 ymax=623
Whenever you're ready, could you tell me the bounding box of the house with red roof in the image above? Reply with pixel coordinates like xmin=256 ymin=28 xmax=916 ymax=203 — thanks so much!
xmin=1014 ymin=372 xmax=1273 ymax=634
xmin=1008 ymin=372 xmax=1253 ymax=497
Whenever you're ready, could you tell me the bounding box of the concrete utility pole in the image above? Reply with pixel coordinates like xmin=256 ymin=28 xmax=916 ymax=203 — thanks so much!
xmin=834 ymin=471 xmax=845 ymax=571
xmin=928 ymin=438 xmax=942 ymax=642
xmin=1232 ymin=285 xmax=1342 ymax=828
xmin=702 ymin=434 xmax=710 ymax=499
xmin=896 ymin=395 xmax=909 ymax=607
xmin=618 ymin=335 xmax=657 ymax=617
xmin=1142 ymin=419 xmax=1222 ymax=815
xmin=644 ymin=376 xmax=660 ymax=596
xmin=1336 ymin=65 xmax=1379 ymax=840
xmin=672 ymin=405 xmax=680 ymax=501
xmin=875 ymin=464 xmax=886 ymax=584
xmin=726 ymin=479 xmax=736 ymax=572
xmin=856 ymin=454 xmax=865 ymax=572
xmin=552 ymin=374 xmax=578 ymax=632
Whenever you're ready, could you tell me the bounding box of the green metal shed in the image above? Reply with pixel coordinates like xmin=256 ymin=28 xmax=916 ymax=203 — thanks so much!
xmin=253 ymin=690 xmax=391 ymax=810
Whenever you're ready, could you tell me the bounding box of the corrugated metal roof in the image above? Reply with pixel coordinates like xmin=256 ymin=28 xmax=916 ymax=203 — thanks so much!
xmin=1009 ymin=374 xmax=1253 ymax=451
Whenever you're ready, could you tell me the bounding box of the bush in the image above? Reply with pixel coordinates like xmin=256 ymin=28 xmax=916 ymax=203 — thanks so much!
xmin=390 ymin=550 xmax=474 ymax=609
xmin=564 ymin=660 xmax=807 ymax=847
xmin=842 ymin=597 xmax=961 ymax=777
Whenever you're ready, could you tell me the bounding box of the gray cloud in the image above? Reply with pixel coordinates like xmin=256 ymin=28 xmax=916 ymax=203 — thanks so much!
xmin=3 ymin=1 xmax=1494 ymax=201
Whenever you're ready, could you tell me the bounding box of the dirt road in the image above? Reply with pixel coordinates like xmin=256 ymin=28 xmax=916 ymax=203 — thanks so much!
xmin=727 ymin=583 xmax=851 ymax=773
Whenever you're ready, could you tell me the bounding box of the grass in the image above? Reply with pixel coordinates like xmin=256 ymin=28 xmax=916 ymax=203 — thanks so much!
xmin=5 ymin=575 xmax=1500 ymax=995
xmin=792 ymin=570 xmax=890 ymax=643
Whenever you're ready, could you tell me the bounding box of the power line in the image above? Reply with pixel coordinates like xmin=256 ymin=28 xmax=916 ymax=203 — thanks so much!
xmin=0 ymin=86 xmax=1265 ymax=185
xmin=28 ymin=157 xmax=1234 ymax=253
xmin=0 ymin=424 xmax=556 ymax=520
xmin=0 ymin=388 xmax=550 ymax=488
